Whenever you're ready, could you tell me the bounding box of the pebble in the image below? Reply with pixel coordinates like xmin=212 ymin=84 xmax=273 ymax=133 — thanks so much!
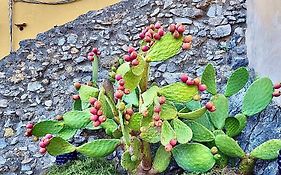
xmin=0 ymin=99 xmax=8 ymax=108
xmin=27 ymin=82 xmax=43 ymax=92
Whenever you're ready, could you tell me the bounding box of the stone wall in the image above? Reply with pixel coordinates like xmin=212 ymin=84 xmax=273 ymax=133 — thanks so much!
xmin=0 ymin=0 xmax=279 ymax=174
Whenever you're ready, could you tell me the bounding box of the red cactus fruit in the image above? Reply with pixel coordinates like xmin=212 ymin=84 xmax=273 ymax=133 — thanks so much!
xmin=168 ymin=24 xmax=176 ymax=33
xmin=142 ymin=45 xmax=150 ymax=52
xmin=39 ymin=148 xmax=47 ymax=154
xmin=93 ymin=121 xmax=101 ymax=127
xmin=88 ymin=55 xmax=94 ymax=62
xmin=98 ymin=115 xmax=107 ymax=123
xmin=182 ymin=43 xmax=191 ymax=50
xmin=273 ymin=83 xmax=281 ymax=89
xmin=45 ymin=134 xmax=53 ymax=139
xmin=128 ymin=47 xmax=135 ymax=54
xmin=26 ymin=123 xmax=33 ymax=129
xmin=90 ymin=115 xmax=98 ymax=121
xmin=118 ymin=85 xmax=125 ymax=91
xmin=193 ymin=78 xmax=201 ymax=86
xmin=153 ymin=114 xmax=160 ymax=121
xmin=186 ymin=79 xmax=195 ymax=86
xmin=125 ymin=114 xmax=131 ymax=121
xmin=43 ymin=139 xmax=50 ymax=145
xmin=115 ymin=90 xmax=124 ymax=99
xmin=158 ymin=28 xmax=165 ymax=36
xmin=155 ymin=22 xmax=161 ymax=29
xmin=180 ymin=74 xmax=189 ymax=83
xmin=90 ymin=108 xmax=97 ymax=115
xmin=177 ymin=24 xmax=185 ymax=33
xmin=154 ymin=105 xmax=162 ymax=113
xmin=92 ymin=48 xmax=99 ymax=54
xmin=210 ymin=106 xmax=216 ymax=112
xmin=89 ymin=97 xmax=97 ymax=105
xmin=158 ymin=96 xmax=166 ymax=105
xmin=173 ymin=30 xmax=180 ymax=39
xmin=126 ymin=108 xmax=134 ymax=116
xmin=205 ymin=102 xmax=214 ymax=110
xmin=169 ymin=139 xmax=177 ymax=146
xmin=130 ymin=51 xmax=138 ymax=60
xmin=72 ymin=95 xmax=80 ymax=101
xmin=124 ymin=89 xmax=130 ymax=95
xmin=97 ymin=109 xmax=103 ymax=116
xmin=139 ymin=32 xmax=145 ymax=39
xmin=39 ymin=142 xmax=46 ymax=148
xmin=150 ymin=24 xmax=155 ymax=30
xmin=24 ymin=131 xmax=32 ymax=137
xmin=74 ymin=82 xmax=81 ymax=90
xmin=123 ymin=55 xmax=131 ymax=62
xmin=94 ymin=101 xmax=102 ymax=109
xmin=198 ymin=84 xmax=207 ymax=92
xmin=56 ymin=115 xmax=63 ymax=121
xmin=144 ymin=36 xmax=152 ymax=43
xmin=142 ymin=109 xmax=149 ymax=117
xmin=153 ymin=33 xmax=161 ymax=40
xmin=165 ymin=144 xmax=173 ymax=152
xmin=155 ymin=120 xmax=163 ymax=127
xmin=131 ymin=59 xmax=139 ymax=66
xmin=272 ymin=90 xmax=281 ymax=97
xmin=119 ymin=79 xmax=125 ymax=86
xmin=183 ymin=35 xmax=192 ymax=43
xmin=115 ymin=74 xmax=123 ymax=81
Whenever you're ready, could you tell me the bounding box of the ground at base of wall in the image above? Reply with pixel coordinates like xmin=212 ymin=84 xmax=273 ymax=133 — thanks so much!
xmin=45 ymin=158 xmax=118 ymax=175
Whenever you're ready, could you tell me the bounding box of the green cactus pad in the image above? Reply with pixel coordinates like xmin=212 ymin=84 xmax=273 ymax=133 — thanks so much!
xmin=63 ymin=110 xmax=91 ymax=129
xmin=185 ymin=121 xmax=215 ymax=142
xmin=215 ymin=135 xmax=245 ymax=158
xmin=225 ymin=114 xmax=247 ymax=137
xmin=212 ymin=130 xmax=225 ymax=136
xmin=160 ymin=102 xmax=177 ymax=120
xmin=178 ymin=107 xmax=207 ymax=120
xmin=116 ymin=62 xmax=130 ymax=76
xmin=78 ymin=85 xmax=99 ymax=102
xmin=242 ymin=77 xmax=274 ymax=116
xmin=224 ymin=67 xmax=249 ymax=97
xmin=140 ymin=104 xmax=154 ymax=127
xmin=46 ymin=137 xmax=76 ymax=156
xmin=172 ymin=143 xmax=216 ymax=173
xmin=98 ymin=87 xmax=115 ymax=119
xmin=173 ymin=118 xmax=192 ymax=144
xmin=201 ymin=64 xmax=217 ymax=95
xmin=195 ymin=113 xmax=215 ymax=131
xmin=159 ymin=82 xmax=198 ymax=103
xmin=128 ymin=113 xmax=143 ymax=131
xmin=100 ymin=119 xmax=118 ymax=135
xmin=121 ymin=151 xmax=139 ymax=171
xmin=32 ymin=120 xmax=63 ymax=137
xmin=124 ymin=70 xmax=142 ymax=91
xmin=123 ymin=89 xmax=139 ymax=107
xmin=73 ymin=99 xmax=82 ymax=111
xmin=57 ymin=126 xmax=77 ymax=140
xmin=209 ymin=94 xmax=229 ymax=129
xmin=215 ymin=152 xmax=229 ymax=168
xmin=151 ymin=145 xmax=171 ymax=173
xmin=161 ymin=121 xmax=176 ymax=146
xmin=77 ymin=139 xmax=120 ymax=157
xmin=142 ymin=86 xmax=160 ymax=107
xmin=145 ymin=32 xmax=183 ymax=62
xmin=131 ymin=137 xmax=142 ymax=161
xmin=132 ymin=56 xmax=146 ymax=76
xmin=186 ymin=100 xmax=201 ymax=110
xmin=140 ymin=126 xmax=160 ymax=143
xmin=250 ymin=139 xmax=281 ymax=160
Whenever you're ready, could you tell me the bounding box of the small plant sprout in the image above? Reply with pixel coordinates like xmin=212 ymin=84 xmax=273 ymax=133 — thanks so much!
xmin=24 ymin=23 xmax=281 ymax=174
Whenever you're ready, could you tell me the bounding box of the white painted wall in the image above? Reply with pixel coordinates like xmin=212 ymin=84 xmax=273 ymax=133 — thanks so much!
xmin=247 ymin=0 xmax=281 ymax=105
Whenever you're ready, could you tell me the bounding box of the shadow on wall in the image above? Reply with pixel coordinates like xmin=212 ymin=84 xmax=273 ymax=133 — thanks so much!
xmin=0 ymin=0 xmax=120 ymax=59
xmin=247 ymin=0 xmax=281 ymax=105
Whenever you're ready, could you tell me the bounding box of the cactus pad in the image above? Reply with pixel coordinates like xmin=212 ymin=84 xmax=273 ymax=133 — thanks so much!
xmin=160 ymin=102 xmax=177 ymax=120
xmin=178 ymin=107 xmax=207 ymax=120
xmin=145 ymin=33 xmax=183 ymax=62
xmin=242 ymin=77 xmax=274 ymax=116
xmin=151 ymin=145 xmax=171 ymax=173
xmin=250 ymin=139 xmax=281 ymax=160
xmin=209 ymin=94 xmax=229 ymax=129
xmin=123 ymin=70 xmax=143 ymax=91
xmin=77 ymin=139 xmax=120 ymax=157
xmin=63 ymin=110 xmax=91 ymax=129
xmin=132 ymin=56 xmax=146 ymax=76
xmin=172 ymin=143 xmax=216 ymax=173
xmin=78 ymin=85 xmax=99 ymax=102
xmin=100 ymin=119 xmax=118 ymax=135
xmin=32 ymin=120 xmax=63 ymax=137
xmin=185 ymin=121 xmax=214 ymax=142
xmin=141 ymin=86 xmax=160 ymax=107
xmin=201 ymin=64 xmax=217 ymax=95
xmin=57 ymin=126 xmax=77 ymax=140
xmin=128 ymin=113 xmax=143 ymax=131
xmin=73 ymin=98 xmax=82 ymax=111
xmin=46 ymin=137 xmax=76 ymax=156
xmin=140 ymin=126 xmax=160 ymax=143
xmin=161 ymin=121 xmax=176 ymax=145
xmin=121 ymin=151 xmax=139 ymax=171
xmin=159 ymin=82 xmax=198 ymax=103
xmin=98 ymin=87 xmax=115 ymax=119
xmin=224 ymin=67 xmax=249 ymax=97
xmin=116 ymin=62 xmax=130 ymax=76
xmin=215 ymin=135 xmax=245 ymax=158
xmin=173 ymin=118 xmax=192 ymax=144
xmin=225 ymin=114 xmax=247 ymax=137
xmin=123 ymin=89 xmax=139 ymax=107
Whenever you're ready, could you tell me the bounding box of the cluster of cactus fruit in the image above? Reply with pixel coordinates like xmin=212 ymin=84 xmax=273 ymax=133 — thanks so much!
xmin=24 ymin=22 xmax=281 ymax=174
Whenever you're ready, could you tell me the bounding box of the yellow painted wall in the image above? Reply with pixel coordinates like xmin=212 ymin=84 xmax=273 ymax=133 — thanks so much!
xmin=0 ymin=0 xmax=119 ymax=59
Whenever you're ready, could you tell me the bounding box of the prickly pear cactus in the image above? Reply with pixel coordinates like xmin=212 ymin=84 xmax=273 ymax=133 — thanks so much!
xmin=151 ymin=145 xmax=172 ymax=173
xmin=47 ymin=137 xmax=76 ymax=156
xmin=201 ymin=64 xmax=217 ymax=95
xmin=209 ymin=94 xmax=229 ymax=129
xmin=215 ymin=135 xmax=245 ymax=158
xmin=224 ymin=114 xmax=247 ymax=137
xmin=250 ymin=139 xmax=281 ymax=160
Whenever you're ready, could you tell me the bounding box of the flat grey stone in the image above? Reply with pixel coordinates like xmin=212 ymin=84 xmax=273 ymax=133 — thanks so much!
xmin=210 ymin=24 xmax=232 ymax=38
xmin=27 ymin=82 xmax=43 ymax=92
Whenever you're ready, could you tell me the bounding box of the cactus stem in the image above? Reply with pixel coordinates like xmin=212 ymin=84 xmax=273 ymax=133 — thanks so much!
xmin=239 ymin=154 xmax=256 ymax=175
xmin=139 ymin=61 xmax=150 ymax=93
xmin=141 ymin=141 xmax=152 ymax=171
xmin=117 ymin=102 xmax=130 ymax=148
xmin=92 ymin=55 xmax=99 ymax=85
